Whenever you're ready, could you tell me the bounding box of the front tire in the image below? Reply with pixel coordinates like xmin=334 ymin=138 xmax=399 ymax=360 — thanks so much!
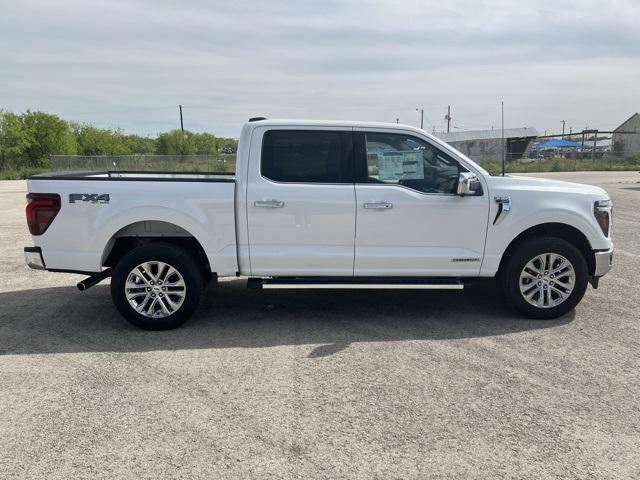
xmin=500 ymin=236 xmax=588 ymax=319
xmin=110 ymin=243 xmax=204 ymax=330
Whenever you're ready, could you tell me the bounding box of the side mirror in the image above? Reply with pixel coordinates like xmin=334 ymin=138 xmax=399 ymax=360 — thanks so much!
xmin=456 ymin=172 xmax=482 ymax=196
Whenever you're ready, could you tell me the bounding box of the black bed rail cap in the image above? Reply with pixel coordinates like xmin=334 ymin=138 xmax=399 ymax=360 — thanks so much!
xmin=248 ymin=116 xmax=267 ymax=122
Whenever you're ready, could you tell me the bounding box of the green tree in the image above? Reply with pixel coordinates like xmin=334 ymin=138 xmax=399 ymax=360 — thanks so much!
xmin=155 ymin=129 xmax=195 ymax=155
xmin=22 ymin=111 xmax=77 ymax=167
xmin=190 ymin=132 xmax=218 ymax=155
xmin=0 ymin=111 xmax=31 ymax=169
xmin=7 ymin=111 xmax=77 ymax=168
xmin=218 ymin=138 xmax=238 ymax=154
xmin=0 ymin=109 xmax=240 ymax=172
xmin=72 ymin=124 xmax=132 ymax=156
xmin=124 ymin=134 xmax=156 ymax=154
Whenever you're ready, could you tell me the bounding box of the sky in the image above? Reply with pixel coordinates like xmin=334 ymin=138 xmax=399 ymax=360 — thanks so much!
xmin=1 ymin=0 xmax=639 ymax=138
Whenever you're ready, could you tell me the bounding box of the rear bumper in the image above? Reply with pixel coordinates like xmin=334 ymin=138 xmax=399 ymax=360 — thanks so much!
xmin=24 ymin=246 xmax=46 ymax=270
xmin=593 ymin=247 xmax=613 ymax=277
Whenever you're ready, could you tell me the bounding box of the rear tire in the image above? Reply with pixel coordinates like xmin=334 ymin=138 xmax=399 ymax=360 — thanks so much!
xmin=110 ymin=243 xmax=204 ymax=330
xmin=500 ymin=236 xmax=588 ymax=319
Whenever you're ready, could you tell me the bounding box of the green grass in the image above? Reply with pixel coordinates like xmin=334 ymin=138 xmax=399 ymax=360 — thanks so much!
xmin=483 ymin=157 xmax=640 ymax=175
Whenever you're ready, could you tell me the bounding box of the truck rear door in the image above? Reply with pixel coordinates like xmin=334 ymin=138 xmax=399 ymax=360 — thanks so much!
xmin=246 ymin=127 xmax=356 ymax=276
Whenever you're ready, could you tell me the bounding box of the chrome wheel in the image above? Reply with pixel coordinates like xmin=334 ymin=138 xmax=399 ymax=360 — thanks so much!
xmin=519 ymin=253 xmax=575 ymax=309
xmin=125 ymin=261 xmax=186 ymax=318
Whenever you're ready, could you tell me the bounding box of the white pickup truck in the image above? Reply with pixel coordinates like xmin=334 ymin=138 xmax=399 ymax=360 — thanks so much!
xmin=24 ymin=118 xmax=613 ymax=330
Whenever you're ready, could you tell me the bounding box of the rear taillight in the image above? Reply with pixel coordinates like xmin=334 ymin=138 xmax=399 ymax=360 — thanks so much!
xmin=26 ymin=193 xmax=61 ymax=235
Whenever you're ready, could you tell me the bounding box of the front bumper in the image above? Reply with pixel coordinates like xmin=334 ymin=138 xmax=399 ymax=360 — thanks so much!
xmin=593 ymin=247 xmax=613 ymax=277
xmin=24 ymin=246 xmax=46 ymax=270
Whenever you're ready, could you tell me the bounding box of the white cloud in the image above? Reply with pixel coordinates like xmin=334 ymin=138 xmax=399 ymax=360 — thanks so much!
xmin=1 ymin=0 xmax=639 ymax=136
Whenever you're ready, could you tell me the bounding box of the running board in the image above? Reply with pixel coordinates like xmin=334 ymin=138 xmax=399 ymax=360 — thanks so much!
xmin=247 ymin=278 xmax=464 ymax=290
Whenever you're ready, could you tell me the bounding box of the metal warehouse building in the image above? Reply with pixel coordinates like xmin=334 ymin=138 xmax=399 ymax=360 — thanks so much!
xmin=612 ymin=113 xmax=640 ymax=158
xmin=434 ymin=127 xmax=539 ymax=164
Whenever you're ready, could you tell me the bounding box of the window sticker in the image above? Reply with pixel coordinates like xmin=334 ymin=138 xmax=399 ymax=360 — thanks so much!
xmin=377 ymin=151 xmax=424 ymax=181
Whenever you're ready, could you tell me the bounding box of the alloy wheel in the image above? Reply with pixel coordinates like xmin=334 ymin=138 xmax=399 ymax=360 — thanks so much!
xmin=125 ymin=261 xmax=186 ymax=318
xmin=519 ymin=253 xmax=575 ymax=308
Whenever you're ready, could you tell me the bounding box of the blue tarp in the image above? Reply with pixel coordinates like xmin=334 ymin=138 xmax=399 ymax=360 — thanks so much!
xmin=533 ymin=139 xmax=582 ymax=149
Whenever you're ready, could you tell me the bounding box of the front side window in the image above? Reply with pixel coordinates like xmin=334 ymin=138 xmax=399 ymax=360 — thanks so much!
xmin=364 ymin=132 xmax=463 ymax=194
xmin=261 ymin=130 xmax=352 ymax=183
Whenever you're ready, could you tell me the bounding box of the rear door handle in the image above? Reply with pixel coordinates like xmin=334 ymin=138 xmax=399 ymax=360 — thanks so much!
xmin=363 ymin=201 xmax=393 ymax=210
xmin=254 ymin=199 xmax=285 ymax=208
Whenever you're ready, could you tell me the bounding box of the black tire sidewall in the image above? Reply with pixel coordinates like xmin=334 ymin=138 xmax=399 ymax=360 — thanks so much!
xmin=502 ymin=236 xmax=588 ymax=319
xmin=110 ymin=243 xmax=203 ymax=330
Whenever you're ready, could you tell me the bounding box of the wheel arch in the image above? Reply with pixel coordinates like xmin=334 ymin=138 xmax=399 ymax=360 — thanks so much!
xmin=497 ymin=222 xmax=596 ymax=277
xmin=101 ymin=220 xmax=211 ymax=277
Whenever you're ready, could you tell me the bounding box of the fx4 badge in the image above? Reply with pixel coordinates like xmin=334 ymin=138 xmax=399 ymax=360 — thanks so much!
xmin=69 ymin=193 xmax=110 ymax=204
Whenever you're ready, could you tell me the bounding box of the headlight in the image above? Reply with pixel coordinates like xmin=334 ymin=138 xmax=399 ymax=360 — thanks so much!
xmin=594 ymin=199 xmax=612 ymax=237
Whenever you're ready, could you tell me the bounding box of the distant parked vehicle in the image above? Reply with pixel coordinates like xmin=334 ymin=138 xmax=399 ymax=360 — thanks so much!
xmin=24 ymin=119 xmax=613 ymax=329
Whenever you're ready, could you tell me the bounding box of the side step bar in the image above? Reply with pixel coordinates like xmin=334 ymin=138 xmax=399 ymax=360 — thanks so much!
xmin=247 ymin=278 xmax=465 ymax=290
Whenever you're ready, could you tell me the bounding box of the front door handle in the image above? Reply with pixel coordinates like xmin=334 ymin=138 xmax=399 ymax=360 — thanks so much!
xmin=363 ymin=201 xmax=393 ymax=210
xmin=255 ymin=199 xmax=285 ymax=208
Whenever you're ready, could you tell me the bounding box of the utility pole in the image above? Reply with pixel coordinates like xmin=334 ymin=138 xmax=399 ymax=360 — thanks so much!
xmin=178 ymin=104 xmax=186 ymax=156
xmin=396 ymin=118 xmax=399 ymax=124
xmin=501 ymin=101 xmax=505 ymax=176
xmin=445 ymin=105 xmax=451 ymax=133
xmin=561 ymin=120 xmax=565 ymax=139
xmin=416 ymin=108 xmax=424 ymax=129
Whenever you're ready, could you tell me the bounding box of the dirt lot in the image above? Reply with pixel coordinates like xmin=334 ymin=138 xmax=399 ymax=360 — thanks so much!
xmin=1 ymin=172 xmax=639 ymax=479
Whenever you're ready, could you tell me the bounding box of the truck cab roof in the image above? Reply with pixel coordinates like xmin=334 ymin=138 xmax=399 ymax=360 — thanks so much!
xmin=244 ymin=118 xmax=425 ymax=133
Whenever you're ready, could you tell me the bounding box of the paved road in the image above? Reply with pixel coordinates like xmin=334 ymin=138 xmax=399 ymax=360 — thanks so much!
xmin=1 ymin=172 xmax=639 ymax=479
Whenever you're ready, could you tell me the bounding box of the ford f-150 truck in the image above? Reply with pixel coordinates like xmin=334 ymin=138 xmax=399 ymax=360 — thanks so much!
xmin=24 ymin=118 xmax=613 ymax=330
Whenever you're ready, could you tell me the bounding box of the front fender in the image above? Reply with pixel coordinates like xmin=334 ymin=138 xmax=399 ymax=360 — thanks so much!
xmin=481 ymin=200 xmax=609 ymax=276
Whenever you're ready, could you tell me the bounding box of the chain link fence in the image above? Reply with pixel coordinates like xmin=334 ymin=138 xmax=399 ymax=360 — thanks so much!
xmin=49 ymin=154 xmax=237 ymax=173
xmin=48 ymin=149 xmax=639 ymax=178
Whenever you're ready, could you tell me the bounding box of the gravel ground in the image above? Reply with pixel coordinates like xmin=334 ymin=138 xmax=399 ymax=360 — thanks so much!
xmin=1 ymin=172 xmax=639 ymax=479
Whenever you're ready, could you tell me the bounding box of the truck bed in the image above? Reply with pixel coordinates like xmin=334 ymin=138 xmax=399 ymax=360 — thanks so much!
xmin=27 ymin=171 xmax=238 ymax=275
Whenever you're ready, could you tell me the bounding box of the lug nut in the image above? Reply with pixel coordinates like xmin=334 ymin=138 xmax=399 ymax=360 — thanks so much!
xmin=550 ymin=274 xmax=555 ymax=279
xmin=162 ymin=287 xmax=166 ymax=291
xmin=159 ymin=293 xmax=164 ymax=297
xmin=147 ymin=287 xmax=151 ymax=292
xmin=537 ymin=281 xmax=542 ymax=286
xmin=538 ymin=275 xmax=542 ymax=279
xmin=550 ymin=281 xmax=554 ymax=286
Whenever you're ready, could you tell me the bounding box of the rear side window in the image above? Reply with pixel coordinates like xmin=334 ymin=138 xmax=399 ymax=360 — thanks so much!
xmin=261 ymin=130 xmax=353 ymax=183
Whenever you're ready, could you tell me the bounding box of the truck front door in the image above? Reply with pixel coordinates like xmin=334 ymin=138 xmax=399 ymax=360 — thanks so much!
xmin=353 ymin=129 xmax=489 ymax=276
xmin=246 ymin=127 xmax=356 ymax=276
